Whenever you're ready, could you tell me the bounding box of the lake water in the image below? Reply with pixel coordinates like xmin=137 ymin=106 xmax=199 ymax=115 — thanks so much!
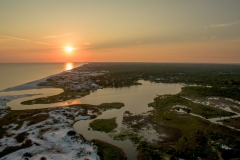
xmin=0 ymin=63 xmax=84 ymax=91
xmin=73 ymin=81 xmax=183 ymax=159
xmin=1 ymin=80 xmax=183 ymax=159
xmin=0 ymin=63 xmax=184 ymax=159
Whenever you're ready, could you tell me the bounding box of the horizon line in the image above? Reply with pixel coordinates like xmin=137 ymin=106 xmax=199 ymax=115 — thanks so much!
xmin=0 ymin=62 xmax=240 ymax=65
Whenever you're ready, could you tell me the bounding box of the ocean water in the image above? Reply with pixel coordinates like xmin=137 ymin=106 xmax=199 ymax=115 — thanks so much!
xmin=0 ymin=63 xmax=84 ymax=91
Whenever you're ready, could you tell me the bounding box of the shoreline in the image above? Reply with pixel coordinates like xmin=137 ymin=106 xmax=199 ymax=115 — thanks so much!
xmin=2 ymin=74 xmax=59 ymax=92
xmin=1 ymin=63 xmax=87 ymax=92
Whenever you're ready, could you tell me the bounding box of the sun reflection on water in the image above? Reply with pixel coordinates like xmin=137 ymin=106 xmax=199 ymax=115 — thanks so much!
xmin=65 ymin=62 xmax=73 ymax=71
xmin=57 ymin=99 xmax=82 ymax=106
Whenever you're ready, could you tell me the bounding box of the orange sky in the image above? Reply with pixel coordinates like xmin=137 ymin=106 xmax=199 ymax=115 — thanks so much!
xmin=0 ymin=1 xmax=240 ymax=63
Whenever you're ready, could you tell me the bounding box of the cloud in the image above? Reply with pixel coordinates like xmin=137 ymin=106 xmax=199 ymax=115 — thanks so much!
xmin=0 ymin=35 xmax=51 ymax=45
xmin=207 ymin=21 xmax=239 ymax=28
xmin=43 ymin=33 xmax=71 ymax=39
xmin=0 ymin=38 xmax=12 ymax=43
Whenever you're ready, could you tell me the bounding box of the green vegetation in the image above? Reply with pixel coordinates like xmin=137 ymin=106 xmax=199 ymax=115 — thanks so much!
xmin=230 ymin=107 xmax=240 ymax=113
xmin=90 ymin=118 xmax=117 ymax=133
xmin=15 ymin=132 xmax=29 ymax=143
xmin=113 ymin=84 xmax=240 ymax=159
xmin=146 ymin=92 xmax=240 ymax=159
xmin=126 ymin=96 xmax=239 ymax=159
xmin=182 ymin=86 xmax=240 ymax=101
xmin=137 ymin=141 xmax=166 ymax=160
xmin=0 ymin=139 xmax=32 ymax=158
xmin=92 ymin=139 xmax=126 ymax=160
xmin=150 ymin=94 xmax=235 ymax=119
xmin=21 ymin=90 xmax=90 ymax=105
xmin=0 ymin=109 xmax=49 ymax=139
xmin=151 ymin=94 xmax=237 ymax=137
xmin=81 ymin=63 xmax=240 ymax=88
xmin=97 ymin=102 xmax=124 ymax=111
xmin=218 ymin=117 xmax=240 ymax=129
xmin=175 ymin=130 xmax=217 ymax=159
xmin=112 ymin=130 xmax=143 ymax=144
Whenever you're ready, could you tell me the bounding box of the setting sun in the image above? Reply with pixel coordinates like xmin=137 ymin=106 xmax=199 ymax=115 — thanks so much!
xmin=65 ymin=46 xmax=73 ymax=53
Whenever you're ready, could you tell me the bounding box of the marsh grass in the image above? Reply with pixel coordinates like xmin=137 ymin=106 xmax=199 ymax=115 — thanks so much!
xmin=98 ymin=102 xmax=124 ymax=110
xmin=91 ymin=139 xmax=126 ymax=160
xmin=21 ymin=90 xmax=90 ymax=105
xmin=112 ymin=130 xmax=143 ymax=144
xmin=0 ymin=109 xmax=50 ymax=138
xmin=218 ymin=117 xmax=240 ymax=129
xmin=181 ymin=86 xmax=240 ymax=101
xmin=152 ymin=94 xmax=238 ymax=137
xmin=154 ymin=94 xmax=235 ymax=119
xmin=90 ymin=118 xmax=117 ymax=133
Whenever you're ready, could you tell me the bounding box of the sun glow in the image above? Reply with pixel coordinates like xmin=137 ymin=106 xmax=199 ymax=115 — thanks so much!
xmin=65 ymin=62 xmax=73 ymax=70
xmin=65 ymin=46 xmax=73 ymax=53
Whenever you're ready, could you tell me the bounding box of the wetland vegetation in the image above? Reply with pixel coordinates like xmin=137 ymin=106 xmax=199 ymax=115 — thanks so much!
xmin=118 ymin=91 xmax=240 ymax=159
xmin=218 ymin=117 xmax=240 ymax=130
xmin=82 ymin=63 xmax=240 ymax=87
xmin=1 ymin=63 xmax=240 ymax=159
xmin=91 ymin=139 xmax=126 ymax=160
xmin=21 ymin=90 xmax=90 ymax=105
xmin=97 ymin=102 xmax=124 ymax=111
xmin=90 ymin=118 xmax=118 ymax=133
xmin=149 ymin=94 xmax=236 ymax=119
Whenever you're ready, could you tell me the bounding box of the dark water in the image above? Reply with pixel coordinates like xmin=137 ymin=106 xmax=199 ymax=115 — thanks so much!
xmin=0 ymin=63 xmax=84 ymax=90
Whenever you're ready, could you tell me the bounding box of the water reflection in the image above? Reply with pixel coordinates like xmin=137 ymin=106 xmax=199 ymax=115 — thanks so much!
xmin=65 ymin=62 xmax=73 ymax=70
xmin=58 ymin=99 xmax=81 ymax=106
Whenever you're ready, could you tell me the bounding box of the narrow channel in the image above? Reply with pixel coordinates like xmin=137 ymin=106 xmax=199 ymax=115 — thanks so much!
xmin=1 ymin=80 xmax=183 ymax=159
xmin=71 ymin=81 xmax=183 ymax=159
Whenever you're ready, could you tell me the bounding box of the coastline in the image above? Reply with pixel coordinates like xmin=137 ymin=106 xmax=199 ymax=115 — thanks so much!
xmin=1 ymin=74 xmax=59 ymax=92
xmin=0 ymin=63 xmax=86 ymax=92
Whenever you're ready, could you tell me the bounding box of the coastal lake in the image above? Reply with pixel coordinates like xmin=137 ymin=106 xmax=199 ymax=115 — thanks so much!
xmin=1 ymin=80 xmax=183 ymax=159
xmin=73 ymin=81 xmax=183 ymax=159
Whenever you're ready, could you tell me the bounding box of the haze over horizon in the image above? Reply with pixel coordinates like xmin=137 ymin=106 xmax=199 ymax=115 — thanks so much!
xmin=0 ymin=1 xmax=240 ymax=63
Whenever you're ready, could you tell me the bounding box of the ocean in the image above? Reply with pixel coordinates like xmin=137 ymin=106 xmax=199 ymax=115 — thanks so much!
xmin=0 ymin=63 xmax=84 ymax=91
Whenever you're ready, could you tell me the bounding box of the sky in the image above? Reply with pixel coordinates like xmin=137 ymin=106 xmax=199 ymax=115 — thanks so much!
xmin=0 ymin=0 xmax=240 ymax=63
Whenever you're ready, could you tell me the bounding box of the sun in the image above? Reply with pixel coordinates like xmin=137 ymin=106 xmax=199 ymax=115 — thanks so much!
xmin=65 ymin=46 xmax=73 ymax=53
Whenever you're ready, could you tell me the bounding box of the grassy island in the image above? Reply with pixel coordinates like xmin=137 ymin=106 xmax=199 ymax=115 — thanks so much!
xmin=97 ymin=102 xmax=124 ymax=110
xmin=90 ymin=118 xmax=117 ymax=133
